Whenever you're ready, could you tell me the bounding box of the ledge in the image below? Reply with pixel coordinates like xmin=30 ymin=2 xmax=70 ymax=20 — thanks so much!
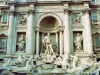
xmin=37 ymin=0 xmax=71 ymax=3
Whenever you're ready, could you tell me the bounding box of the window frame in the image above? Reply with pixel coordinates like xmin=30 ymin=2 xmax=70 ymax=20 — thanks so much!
xmin=0 ymin=34 xmax=7 ymax=51
xmin=93 ymin=33 xmax=100 ymax=53
xmin=91 ymin=11 xmax=100 ymax=26
xmin=1 ymin=11 xmax=9 ymax=25
xmin=92 ymin=0 xmax=99 ymax=3
xmin=91 ymin=12 xmax=98 ymax=22
xmin=0 ymin=38 xmax=7 ymax=49
xmin=92 ymin=0 xmax=96 ymax=2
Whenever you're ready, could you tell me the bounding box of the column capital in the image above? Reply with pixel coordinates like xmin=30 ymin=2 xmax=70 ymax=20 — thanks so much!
xmin=59 ymin=26 xmax=64 ymax=31
xmin=35 ymin=26 xmax=40 ymax=31
xmin=9 ymin=10 xmax=15 ymax=15
xmin=27 ymin=9 xmax=35 ymax=15
xmin=64 ymin=8 xmax=70 ymax=13
xmin=63 ymin=3 xmax=70 ymax=14
xmin=82 ymin=8 xmax=91 ymax=14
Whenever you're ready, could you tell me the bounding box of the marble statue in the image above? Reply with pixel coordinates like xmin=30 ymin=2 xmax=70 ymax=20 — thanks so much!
xmin=1 ymin=53 xmax=100 ymax=74
xmin=17 ymin=34 xmax=25 ymax=51
xmin=16 ymin=53 xmax=24 ymax=64
xmin=53 ymin=56 xmax=62 ymax=65
xmin=24 ymin=55 xmax=35 ymax=71
xmin=69 ymin=54 xmax=79 ymax=68
xmin=7 ymin=55 xmax=35 ymax=73
xmin=74 ymin=33 xmax=83 ymax=51
xmin=73 ymin=12 xmax=82 ymax=23
xmin=36 ymin=54 xmax=46 ymax=65
xmin=1 ymin=70 xmax=15 ymax=75
xmin=43 ymin=33 xmax=55 ymax=55
xmin=50 ymin=54 xmax=56 ymax=63
xmin=9 ymin=53 xmax=27 ymax=67
xmin=18 ymin=14 xmax=26 ymax=25
xmin=61 ymin=55 xmax=69 ymax=69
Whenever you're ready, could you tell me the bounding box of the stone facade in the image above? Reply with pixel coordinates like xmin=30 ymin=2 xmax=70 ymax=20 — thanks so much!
xmin=0 ymin=0 xmax=100 ymax=74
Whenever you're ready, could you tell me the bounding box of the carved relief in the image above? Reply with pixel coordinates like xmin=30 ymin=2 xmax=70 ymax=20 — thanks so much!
xmin=73 ymin=12 xmax=82 ymax=24
xmin=18 ymin=14 xmax=26 ymax=25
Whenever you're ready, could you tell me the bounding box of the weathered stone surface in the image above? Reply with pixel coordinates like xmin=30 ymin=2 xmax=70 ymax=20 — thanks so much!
xmin=0 ymin=0 xmax=100 ymax=74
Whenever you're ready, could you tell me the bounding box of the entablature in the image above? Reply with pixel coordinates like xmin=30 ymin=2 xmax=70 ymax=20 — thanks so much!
xmin=5 ymin=0 xmax=93 ymax=6
xmin=35 ymin=26 xmax=64 ymax=33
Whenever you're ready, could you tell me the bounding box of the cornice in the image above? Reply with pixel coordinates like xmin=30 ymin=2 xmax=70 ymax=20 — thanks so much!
xmin=27 ymin=9 xmax=35 ymax=15
xmin=82 ymin=8 xmax=91 ymax=14
xmin=62 ymin=0 xmax=71 ymax=4
xmin=7 ymin=1 xmax=16 ymax=6
xmin=35 ymin=0 xmax=72 ymax=4
xmin=90 ymin=3 xmax=100 ymax=7
xmin=82 ymin=0 xmax=91 ymax=4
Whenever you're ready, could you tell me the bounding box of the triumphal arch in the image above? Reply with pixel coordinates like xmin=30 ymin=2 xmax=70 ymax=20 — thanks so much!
xmin=0 ymin=0 xmax=100 ymax=74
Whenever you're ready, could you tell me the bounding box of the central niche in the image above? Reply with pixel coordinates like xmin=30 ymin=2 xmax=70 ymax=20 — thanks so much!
xmin=37 ymin=16 xmax=60 ymax=54
xmin=40 ymin=16 xmax=59 ymax=29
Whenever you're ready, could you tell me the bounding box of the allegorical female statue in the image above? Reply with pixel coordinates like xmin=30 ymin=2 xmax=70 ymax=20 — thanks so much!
xmin=17 ymin=34 xmax=25 ymax=51
xmin=74 ymin=33 xmax=83 ymax=50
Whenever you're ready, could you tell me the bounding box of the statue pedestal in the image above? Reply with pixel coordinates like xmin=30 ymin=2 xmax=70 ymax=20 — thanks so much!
xmin=73 ymin=23 xmax=82 ymax=25
xmin=75 ymin=50 xmax=83 ymax=53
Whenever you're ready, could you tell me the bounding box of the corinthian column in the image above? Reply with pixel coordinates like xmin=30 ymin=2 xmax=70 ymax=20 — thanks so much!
xmin=7 ymin=11 xmax=15 ymax=54
xmin=84 ymin=8 xmax=93 ymax=54
xmin=26 ymin=9 xmax=35 ymax=54
xmin=64 ymin=4 xmax=71 ymax=54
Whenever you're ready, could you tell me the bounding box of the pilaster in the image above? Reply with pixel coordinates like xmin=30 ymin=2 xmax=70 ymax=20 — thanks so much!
xmin=7 ymin=10 xmax=15 ymax=54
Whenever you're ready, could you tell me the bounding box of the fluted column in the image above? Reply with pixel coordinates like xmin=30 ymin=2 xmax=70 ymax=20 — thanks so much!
xmin=26 ymin=9 xmax=35 ymax=54
xmin=84 ymin=8 xmax=93 ymax=54
xmin=64 ymin=4 xmax=71 ymax=54
xmin=7 ymin=11 xmax=14 ymax=54
xmin=36 ymin=31 xmax=39 ymax=55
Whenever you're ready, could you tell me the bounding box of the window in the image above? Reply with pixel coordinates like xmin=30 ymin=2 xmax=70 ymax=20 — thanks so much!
xmin=1 ymin=12 xmax=8 ymax=24
xmin=0 ymin=34 xmax=7 ymax=49
xmin=0 ymin=38 xmax=6 ymax=48
xmin=92 ymin=0 xmax=95 ymax=2
xmin=93 ymin=33 xmax=100 ymax=53
xmin=95 ymin=36 xmax=100 ymax=47
xmin=92 ymin=0 xmax=100 ymax=3
xmin=2 ymin=14 xmax=7 ymax=22
xmin=91 ymin=13 xmax=98 ymax=22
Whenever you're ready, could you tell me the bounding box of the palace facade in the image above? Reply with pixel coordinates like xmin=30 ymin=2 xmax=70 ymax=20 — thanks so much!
xmin=0 ymin=0 xmax=100 ymax=60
